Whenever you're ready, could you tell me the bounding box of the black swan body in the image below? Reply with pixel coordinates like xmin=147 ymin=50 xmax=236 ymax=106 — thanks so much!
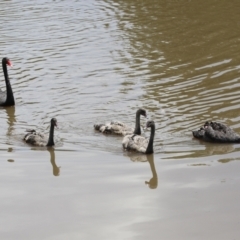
xmin=122 ymin=120 xmax=155 ymax=154
xmin=192 ymin=121 xmax=240 ymax=143
xmin=0 ymin=57 xmax=15 ymax=106
xmin=24 ymin=118 xmax=58 ymax=147
xmin=94 ymin=108 xmax=147 ymax=136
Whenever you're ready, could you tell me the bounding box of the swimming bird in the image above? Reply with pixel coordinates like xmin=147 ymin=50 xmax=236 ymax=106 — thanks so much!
xmin=192 ymin=121 xmax=240 ymax=143
xmin=94 ymin=108 xmax=147 ymax=136
xmin=23 ymin=118 xmax=58 ymax=147
xmin=122 ymin=120 xmax=155 ymax=154
xmin=0 ymin=57 xmax=15 ymax=106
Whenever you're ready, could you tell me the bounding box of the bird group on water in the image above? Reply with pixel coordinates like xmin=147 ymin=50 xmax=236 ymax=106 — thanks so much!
xmin=94 ymin=109 xmax=155 ymax=154
xmin=2 ymin=57 xmax=240 ymax=153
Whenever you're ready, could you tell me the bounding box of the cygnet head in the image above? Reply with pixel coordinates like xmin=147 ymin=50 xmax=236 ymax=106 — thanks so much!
xmin=138 ymin=108 xmax=147 ymax=118
xmin=51 ymin=118 xmax=58 ymax=127
xmin=146 ymin=120 xmax=155 ymax=128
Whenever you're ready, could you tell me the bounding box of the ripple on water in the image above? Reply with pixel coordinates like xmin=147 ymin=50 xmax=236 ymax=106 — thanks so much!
xmin=0 ymin=0 xmax=240 ymax=159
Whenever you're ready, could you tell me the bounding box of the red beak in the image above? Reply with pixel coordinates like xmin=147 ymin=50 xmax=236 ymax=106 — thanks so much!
xmin=7 ymin=60 xmax=13 ymax=67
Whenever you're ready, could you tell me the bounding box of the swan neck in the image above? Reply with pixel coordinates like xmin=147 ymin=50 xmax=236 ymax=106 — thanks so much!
xmin=133 ymin=111 xmax=141 ymax=135
xmin=146 ymin=124 xmax=155 ymax=154
xmin=46 ymin=123 xmax=55 ymax=146
xmin=2 ymin=61 xmax=15 ymax=105
xmin=2 ymin=61 xmax=9 ymax=82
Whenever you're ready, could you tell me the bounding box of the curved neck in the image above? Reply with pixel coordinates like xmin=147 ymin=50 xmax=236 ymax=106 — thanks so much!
xmin=2 ymin=61 xmax=15 ymax=106
xmin=46 ymin=123 xmax=55 ymax=146
xmin=146 ymin=124 xmax=155 ymax=154
xmin=133 ymin=111 xmax=141 ymax=135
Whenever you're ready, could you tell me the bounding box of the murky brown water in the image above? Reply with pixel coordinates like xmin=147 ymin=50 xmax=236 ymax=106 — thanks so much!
xmin=1 ymin=0 xmax=240 ymax=239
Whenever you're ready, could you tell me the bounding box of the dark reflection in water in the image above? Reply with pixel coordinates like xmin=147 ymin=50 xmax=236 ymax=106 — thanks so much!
xmin=127 ymin=153 xmax=148 ymax=162
xmin=7 ymin=147 xmax=13 ymax=152
xmin=5 ymin=106 xmax=16 ymax=136
xmin=7 ymin=148 xmax=14 ymax=162
xmin=145 ymin=154 xmax=158 ymax=189
xmin=48 ymin=148 xmax=60 ymax=177
xmin=126 ymin=152 xmax=158 ymax=189
xmin=191 ymin=140 xmax=236 ymax=158
xmin=202 ymin=143 xmax=236 ymax=156
xmin=218 ymin=158 xmax=240 ymax=164
xmin=7 ymin=159 xmax=14 ymax=162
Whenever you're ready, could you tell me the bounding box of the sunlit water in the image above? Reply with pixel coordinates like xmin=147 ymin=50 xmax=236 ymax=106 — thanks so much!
xmin=1 ymin=0 xmax=240 ymax=239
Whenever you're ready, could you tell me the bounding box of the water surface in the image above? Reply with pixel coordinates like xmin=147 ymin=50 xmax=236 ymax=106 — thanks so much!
xmin=1 ymin=0 xmax=240 ymax=239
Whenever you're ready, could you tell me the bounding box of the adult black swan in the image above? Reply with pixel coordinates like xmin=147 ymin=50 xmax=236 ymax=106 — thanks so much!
xmin=0 ymin=57 xmax=15 ymax=106
xmin=122 ymin=120 xmax=155 ymax=154
xmin=23 ymin=118 xmax=58 ymax=147
xmin=94 ymin=108 xmax=147 ymax=136
xmin=192 ymin=121 xmax=240 ymax=143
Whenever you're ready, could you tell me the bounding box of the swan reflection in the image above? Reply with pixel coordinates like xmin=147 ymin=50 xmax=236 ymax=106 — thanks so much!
xmin=5 ymin=106 xmax=16 ymax=136
xmin=204 ymin=143 xmax=235 ymax=155
xmin=193 ymin=140 xmax=236 ymax=156
xmin=126 ymin=153 xmax=158 ymax=189
xmin=7 ymin=147 xmax=14 ymax=162
xmin=145 ymin=154 xmax=158 ymax=189
xmin=48 ymin=148 xmax=60 ymax=176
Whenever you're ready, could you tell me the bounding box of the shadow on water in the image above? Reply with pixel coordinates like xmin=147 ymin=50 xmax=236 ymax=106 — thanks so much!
xmin=47 ymin=148 xmax=60 ymax=177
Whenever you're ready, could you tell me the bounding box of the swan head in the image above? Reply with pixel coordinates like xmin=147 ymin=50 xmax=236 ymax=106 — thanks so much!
xmin=146 ymin=120 xmax=155 ymax=129
xmin=2 ymin=57 xmax=12 ymax=67
xmin=137 ymin=108 xmax=147 ymax=118
xmin=51 ymin=118 xmax=58 ymax=128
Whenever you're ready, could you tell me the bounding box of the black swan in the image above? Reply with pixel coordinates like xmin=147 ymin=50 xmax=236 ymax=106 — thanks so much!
xmin=94 ymin=108 xmax=147 ymax=136
xmin=23 ymin=118 xmax=58 ymax=147
xmin=192 ymin=121 xmax=240 ymax=143
xmin=0 ymin=57 xmax=15 ymax=106
xmin=122 ymin=120 xmax=155 ymax=154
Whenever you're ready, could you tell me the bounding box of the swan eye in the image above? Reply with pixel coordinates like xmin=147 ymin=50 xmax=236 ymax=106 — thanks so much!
xmin=141 ymin=110 xmax=147 ymax=117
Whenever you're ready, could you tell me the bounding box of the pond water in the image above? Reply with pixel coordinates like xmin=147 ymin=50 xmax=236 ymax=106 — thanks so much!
xmin=1 ymin=0 xmax=240 ymax=239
